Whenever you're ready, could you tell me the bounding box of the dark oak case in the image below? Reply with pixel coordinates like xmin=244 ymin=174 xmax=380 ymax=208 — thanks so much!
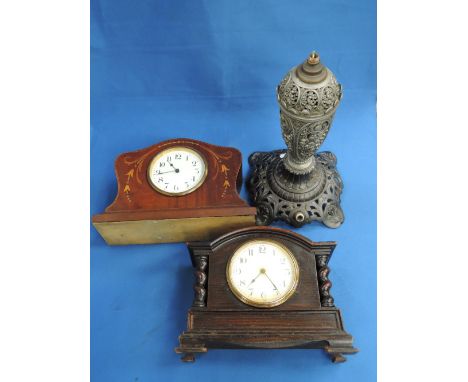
xmin=175 ymin=226 xmax=358 ymax=362
xmin=92 ymin=138 xmax=257 ymax=244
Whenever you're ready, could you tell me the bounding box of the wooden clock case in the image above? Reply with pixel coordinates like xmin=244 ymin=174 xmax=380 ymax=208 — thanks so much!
xmin=92 ymin=138 xmax=257 ymax=244
xmin=175 ymin=226 xmax=358 ymax=363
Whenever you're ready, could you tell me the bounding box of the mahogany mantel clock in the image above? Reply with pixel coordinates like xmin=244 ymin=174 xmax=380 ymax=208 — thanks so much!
xmin=92 ymin=138 xmax=257 ymax=244
xmin=175 ymin=226 xmax=358 ymax=362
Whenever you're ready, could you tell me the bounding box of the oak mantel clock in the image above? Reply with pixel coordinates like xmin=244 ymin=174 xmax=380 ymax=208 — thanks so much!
xmin=92 ymin=138 xmax=257 ymax=244
xmin=175 ymin=226 xmax=358 ymax=362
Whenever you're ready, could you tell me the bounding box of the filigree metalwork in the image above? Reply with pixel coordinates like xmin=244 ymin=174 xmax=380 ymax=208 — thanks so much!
xmin=283 ymin=83 xmax=299 ymax=106
xmin=192 ymin=255 xmax=208 ymax=308
xmin=248 ymin=53 xmax=345 ymax=228
xmin=247 ymin=150 xmax=344 ymax=228
xmin=276 ymin=57 xmax=342 ymax=176
xmin=277 ymin=69 xmax=342 ymax=117
xmin=316 ymin=255 xmax=335 ymax=307
xmin=299 ymin=89 xmax=319 ymax=113
xmin=279 ymin=112 xmax=334 ymax=174
xmin=280 ymin=114 xmax=294 ymax=150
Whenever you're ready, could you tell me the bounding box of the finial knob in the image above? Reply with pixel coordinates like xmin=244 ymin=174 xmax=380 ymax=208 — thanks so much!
xmin=307 ymin=51 xmax=320 ymax=65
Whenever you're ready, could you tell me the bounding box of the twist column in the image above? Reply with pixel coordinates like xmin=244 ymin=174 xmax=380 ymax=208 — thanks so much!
xmin=192 ymin=255 xmax=208 ymax=308
xmin=316 ymin=255 xmax=335 ymax=307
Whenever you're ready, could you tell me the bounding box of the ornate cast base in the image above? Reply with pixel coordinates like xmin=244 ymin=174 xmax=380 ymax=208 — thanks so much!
xmin=247 ymin=150 xmax=344 ymax=228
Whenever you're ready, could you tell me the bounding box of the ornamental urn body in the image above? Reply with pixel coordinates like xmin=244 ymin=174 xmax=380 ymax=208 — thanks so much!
xmin=277 ymin=52 xmax=342 ymax=175
xmin=248 ymin=52 xmax=345 ymax=228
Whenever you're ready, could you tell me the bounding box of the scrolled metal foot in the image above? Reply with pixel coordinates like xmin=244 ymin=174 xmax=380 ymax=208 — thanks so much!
xmin=255 ymin=201 xmax=274 ymax=226
xmin=323 ymin=204 xmax=344 ymax=228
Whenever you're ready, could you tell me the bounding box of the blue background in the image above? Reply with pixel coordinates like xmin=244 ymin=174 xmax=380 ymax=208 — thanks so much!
xmin=91 ymin=1 xmax=376 ymax=381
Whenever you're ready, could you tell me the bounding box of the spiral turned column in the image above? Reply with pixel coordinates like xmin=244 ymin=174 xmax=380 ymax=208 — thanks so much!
xmin=316 ymin=255 xmax=335 ymax=307
xmin=192 ymin=255 xmax=208 ymax=308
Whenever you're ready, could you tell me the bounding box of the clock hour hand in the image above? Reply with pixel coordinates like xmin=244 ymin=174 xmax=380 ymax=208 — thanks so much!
xmin=168 ymin=161 xmax=180 ymax=173
xmin=247 ymin=271 xmax=263 ymax=287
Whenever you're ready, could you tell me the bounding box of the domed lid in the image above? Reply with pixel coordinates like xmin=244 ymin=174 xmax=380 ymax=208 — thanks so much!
xmin=295 ymin=52 xmax=328 ymax=84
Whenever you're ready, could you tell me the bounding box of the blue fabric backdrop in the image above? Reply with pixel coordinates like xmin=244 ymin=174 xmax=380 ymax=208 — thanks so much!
xmin=91 ymin=1 xmax=376 ymax=381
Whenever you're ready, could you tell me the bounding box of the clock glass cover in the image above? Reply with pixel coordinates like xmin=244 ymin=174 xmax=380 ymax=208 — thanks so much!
xmin=226 ymin=240 xmax=299 ymax=308
xmin=147 ymin=147 xmax=208 ymax=196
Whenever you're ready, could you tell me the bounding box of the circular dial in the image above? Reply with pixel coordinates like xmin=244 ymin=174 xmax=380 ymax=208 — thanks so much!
xmin=147 ymin=147 xmax=208 ymax=196
xmin=226 ymin=240 xmax=299 ymax=308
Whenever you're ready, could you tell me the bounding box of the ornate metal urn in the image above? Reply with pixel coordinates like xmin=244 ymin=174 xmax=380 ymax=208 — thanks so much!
xmin=248 ymin=52 xmax=344 ymax=228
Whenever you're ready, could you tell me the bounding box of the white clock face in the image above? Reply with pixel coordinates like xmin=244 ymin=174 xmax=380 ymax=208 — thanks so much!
xmin=226 ymin=240 xmax=299 ymax=308
xmin=147 ymin=147 xmax=207 ymax=196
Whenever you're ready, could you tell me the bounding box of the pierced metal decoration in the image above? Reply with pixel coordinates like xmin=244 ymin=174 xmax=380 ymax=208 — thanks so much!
xmin=248 ymin=52 xmax=345 ymax=228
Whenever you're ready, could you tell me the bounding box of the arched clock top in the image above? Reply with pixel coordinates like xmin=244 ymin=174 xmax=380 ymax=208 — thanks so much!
xmin=188 ymin=226 xmax=336 ymax=257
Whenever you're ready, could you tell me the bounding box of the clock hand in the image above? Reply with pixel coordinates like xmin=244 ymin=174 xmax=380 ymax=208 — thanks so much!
xmin=168 ymin=161 xmax=180 ymax=173
xmin=263 ymin=271 xmax=280 ymax=291
xmin=247 ymin=271 xmax=263 ymax=287
xmin=157 ymin=169 xmax=176 ymax=175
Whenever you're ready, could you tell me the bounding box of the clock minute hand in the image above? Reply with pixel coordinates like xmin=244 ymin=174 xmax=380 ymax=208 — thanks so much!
xmin=157 ymin=169 xmax=176 ymax=175
xmin=263 ymin=271 xmax=279 ymax=291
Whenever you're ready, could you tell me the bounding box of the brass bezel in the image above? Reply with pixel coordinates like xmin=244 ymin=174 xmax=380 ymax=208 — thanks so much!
xmin=147 ymin=146 xmax=208 ymax=197
xmin=226 ymin=239 xmax=300 ymax=308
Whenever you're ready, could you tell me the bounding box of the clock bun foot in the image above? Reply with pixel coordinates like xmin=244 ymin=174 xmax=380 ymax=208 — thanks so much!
xmin=180 ymin=353 xmax=196 ymax=363
xmin=329 ymin=353 xmax=346 ymax=363
xmin=175 ymin=341 xmax=207 ymax=363
xmin=324 ymin=342 xmax=358 ymax=363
